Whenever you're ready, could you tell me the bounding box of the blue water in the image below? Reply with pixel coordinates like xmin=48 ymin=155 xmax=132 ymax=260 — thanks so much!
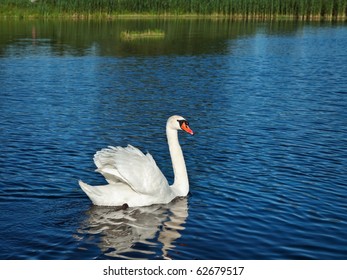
xmin=0 ymin=20 xmax=347 ymax=259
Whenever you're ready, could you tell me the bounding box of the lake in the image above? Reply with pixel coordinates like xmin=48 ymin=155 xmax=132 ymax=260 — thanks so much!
xmin=0 ymin=19 xmax=347 ymax=260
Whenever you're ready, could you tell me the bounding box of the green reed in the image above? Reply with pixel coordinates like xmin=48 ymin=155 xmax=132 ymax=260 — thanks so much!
xmin=1 ymin=0 xmax=347 ymax=20
xmin=120 ymin=29 xmax=165 ymax=40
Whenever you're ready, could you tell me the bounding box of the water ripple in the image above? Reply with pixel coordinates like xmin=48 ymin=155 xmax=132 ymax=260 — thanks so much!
xmin=1 ymin=20 xmax=347 ymax=259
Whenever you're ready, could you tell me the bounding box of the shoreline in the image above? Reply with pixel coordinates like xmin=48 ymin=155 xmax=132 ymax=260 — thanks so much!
xmin=1 ymin=0 xmax=346 ymax=21
xmin=1 ymin=8 xmax=346 ymax=21
xmin=1 ymin=12 xmax=347 ymax=21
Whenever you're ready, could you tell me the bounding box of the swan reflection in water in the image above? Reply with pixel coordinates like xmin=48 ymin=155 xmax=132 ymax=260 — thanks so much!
xmin=78 ymin=197 xmax=189 ymax=259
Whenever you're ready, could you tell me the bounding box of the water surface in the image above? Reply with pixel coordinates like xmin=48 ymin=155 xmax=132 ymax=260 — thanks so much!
xmin=0 ymin=19 xmax=347 ymax=259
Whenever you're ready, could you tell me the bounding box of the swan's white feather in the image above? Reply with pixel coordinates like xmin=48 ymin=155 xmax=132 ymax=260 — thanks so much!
xmin=79 ymin=180 xmax=165 ymax=207
xmin=94 ymin=145 xmax=169 ymax=195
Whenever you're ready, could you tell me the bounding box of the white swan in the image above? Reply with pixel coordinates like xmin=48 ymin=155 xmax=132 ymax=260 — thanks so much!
xmin=79 ymin=115 xmax=194 ymax=207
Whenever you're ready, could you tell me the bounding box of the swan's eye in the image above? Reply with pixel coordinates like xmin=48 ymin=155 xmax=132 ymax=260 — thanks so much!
xmin=177 ymin=120 xmax=187 ymax=128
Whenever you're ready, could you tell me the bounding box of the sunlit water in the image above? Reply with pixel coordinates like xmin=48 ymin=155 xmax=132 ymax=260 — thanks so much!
xmin=0 ymin=20 xmax=347 ymax=259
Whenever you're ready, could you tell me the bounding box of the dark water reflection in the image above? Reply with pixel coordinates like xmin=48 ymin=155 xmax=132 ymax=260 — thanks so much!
xmin=0 ymin=19 xmax=347 ymax=259
xmin=0 ymin=19 xmax=307 ymax=57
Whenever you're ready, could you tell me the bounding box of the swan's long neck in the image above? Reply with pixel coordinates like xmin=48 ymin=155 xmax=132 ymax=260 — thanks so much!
xmin=166 ymin=126 xmax=189 ymax=196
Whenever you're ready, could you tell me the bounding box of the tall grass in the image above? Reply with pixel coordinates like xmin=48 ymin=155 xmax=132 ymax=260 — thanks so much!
xmin=1 ymin=0 xmax=347 ymax=20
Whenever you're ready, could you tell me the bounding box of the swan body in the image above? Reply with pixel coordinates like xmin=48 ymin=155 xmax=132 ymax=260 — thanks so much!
xmin=79 ymin=115 xmax=194 ymax=207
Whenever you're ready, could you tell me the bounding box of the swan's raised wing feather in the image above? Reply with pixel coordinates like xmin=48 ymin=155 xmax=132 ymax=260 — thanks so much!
xmin=94 ymin=145 xmax=169 ymax=195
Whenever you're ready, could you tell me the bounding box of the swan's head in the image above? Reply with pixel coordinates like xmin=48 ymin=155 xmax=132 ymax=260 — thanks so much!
xmin=167 ymin=115 xmax=194 ymax=135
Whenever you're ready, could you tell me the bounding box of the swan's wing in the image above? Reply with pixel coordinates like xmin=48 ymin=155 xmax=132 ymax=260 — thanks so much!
xmin=94 ymin=145 xmax=169 ymax=195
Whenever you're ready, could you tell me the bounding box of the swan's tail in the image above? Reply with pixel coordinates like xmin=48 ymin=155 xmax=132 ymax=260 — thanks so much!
xmin=79 ymin=180 xmax=102 ymax=200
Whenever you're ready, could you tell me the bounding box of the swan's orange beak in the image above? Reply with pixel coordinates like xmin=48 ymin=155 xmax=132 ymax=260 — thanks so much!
xmin=181 ymin=122 xmax=194 ymax=135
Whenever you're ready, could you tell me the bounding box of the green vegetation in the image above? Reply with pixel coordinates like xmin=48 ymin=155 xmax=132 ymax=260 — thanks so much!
xmin=1 ymin=0 xmax=347 ymax=20
xmin=120 ymin=29 xmax=165 ymax=40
